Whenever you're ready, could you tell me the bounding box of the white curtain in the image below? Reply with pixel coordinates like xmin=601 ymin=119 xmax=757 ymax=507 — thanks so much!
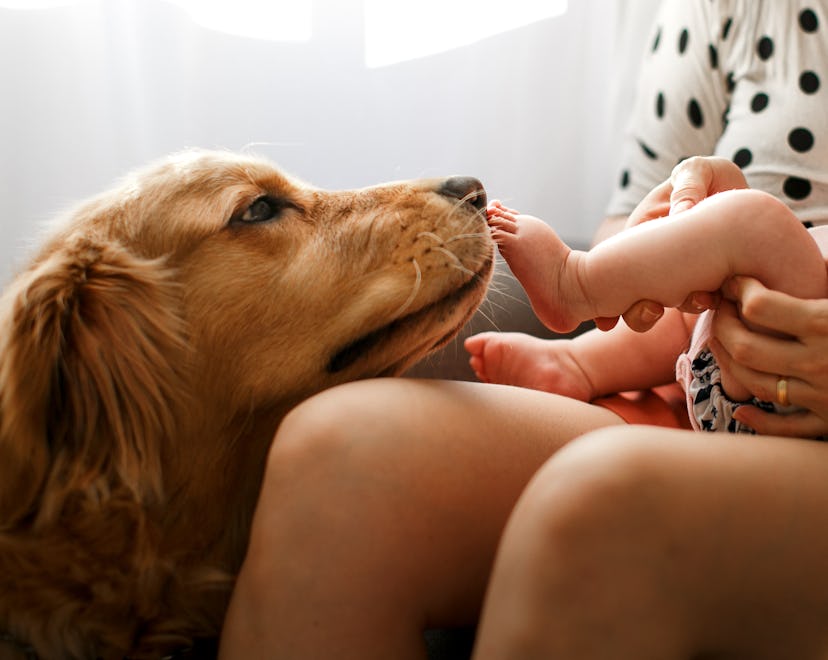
xmin=0 ymin=0 xmax=659 ymax=284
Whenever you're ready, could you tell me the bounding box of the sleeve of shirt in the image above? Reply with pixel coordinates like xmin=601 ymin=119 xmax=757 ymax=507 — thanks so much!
xmin=606 ymin=0 xmax=733 ymax=217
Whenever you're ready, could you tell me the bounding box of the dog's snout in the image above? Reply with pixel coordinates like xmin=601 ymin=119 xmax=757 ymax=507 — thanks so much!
xmin=439 ymin=176 xmax=487 ymax=211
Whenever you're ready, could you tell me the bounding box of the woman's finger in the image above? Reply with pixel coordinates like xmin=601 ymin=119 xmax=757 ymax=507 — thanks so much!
xmin=708 ymin=335 xmax=778 ymax=403
xmin=669 ymin=156 xmax=748 ymax=215
xmin=711 ymin=302 xmax=813 ymax=376
xmin=708 ymin=331 xmax=808 ymax=407
xmin=676 ymin=290 xmax=721 ymax=314
xmin=732 ymin=406 xmax=828 ymax=439
xmin=594 ymin=316 xmax=620 ymax=332
xmin=620 ymin=300 xmax=664 ymax=332
xmin=723 ymin=276 xmax=828 ymax=337
xmin=710 ymin=338 xmax=828 ymax=437
xmin=669 ymin=159 xmax=712 ymax=215
xmin=710 ymin=335 xmax=828 ymax=433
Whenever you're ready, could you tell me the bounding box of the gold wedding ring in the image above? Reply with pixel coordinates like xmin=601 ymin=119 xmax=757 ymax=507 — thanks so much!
xmin=776 ymin=376 xmax=790 ymax=407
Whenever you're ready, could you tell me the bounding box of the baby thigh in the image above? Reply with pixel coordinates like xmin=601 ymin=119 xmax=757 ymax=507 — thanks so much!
xmin=474 ymin=425 xmax=828 ymax=660
xmin=220 ymin=379 xmax=625 ymax=660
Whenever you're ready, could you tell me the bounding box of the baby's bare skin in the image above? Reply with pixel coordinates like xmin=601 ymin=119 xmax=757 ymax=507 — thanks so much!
xmin=471 ymin=195 xmax=828 ymax=404
xmin=486 ymin=201 xmax=587 ymax=333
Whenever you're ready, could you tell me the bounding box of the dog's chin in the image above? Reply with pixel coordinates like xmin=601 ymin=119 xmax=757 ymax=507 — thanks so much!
xmin=327 ymin=256 xmax=494 ymax=378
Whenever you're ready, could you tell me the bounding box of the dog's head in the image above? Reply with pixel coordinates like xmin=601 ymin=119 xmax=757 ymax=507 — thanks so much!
xmin=0 ymin=149 xmax=493 ymax=526
xmin=146 ymin=151 xmax=495 ymax=407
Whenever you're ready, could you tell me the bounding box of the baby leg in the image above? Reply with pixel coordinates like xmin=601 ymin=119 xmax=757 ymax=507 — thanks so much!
xmin=491 ymin=190 xmax=826 ymax=338
xmin=487 ymin=201 xmax=589 ymax=333
xmin=464 ymin=332 xmax=594 ymax=401
xmin=580 ymin=189 xmax=827 ymax=317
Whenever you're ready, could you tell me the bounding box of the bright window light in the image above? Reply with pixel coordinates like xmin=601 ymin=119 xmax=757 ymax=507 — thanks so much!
xmin=0 ymin=0 xmax=85 ymax=7
xmin=167 ymin=0 xmax=312 ymax=42
xmin=364 ymin=0 xmax=568 ymax=68
xmin=0 ymin=0 xmax=313 ymax=42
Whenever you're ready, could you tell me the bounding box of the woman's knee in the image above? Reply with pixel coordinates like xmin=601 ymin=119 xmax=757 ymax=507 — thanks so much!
xmin=526 ymin=425 xmax=674 ymax=510
xmin=264 ymin=384 xmax=378 ymax=489
xmin=245 ymin=388 xmax=374 ymax=555
xmin=511 ymin=426 xmax=688 ymax=577
xmin=255 ymin=380 xmax=438 ymax=544
xmin=479 ymin=427 xmax=698 ymax=655
xmin=272 ymin=383 xmax=358 ymax=450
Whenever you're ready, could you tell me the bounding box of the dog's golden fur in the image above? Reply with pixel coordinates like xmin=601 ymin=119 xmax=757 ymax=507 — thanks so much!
xmin=0 ymin=150 xmax=492 ymax=659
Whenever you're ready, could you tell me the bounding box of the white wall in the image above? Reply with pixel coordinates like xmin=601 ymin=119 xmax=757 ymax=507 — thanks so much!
xmin=0 ymin=0 xmax=658 ymax=285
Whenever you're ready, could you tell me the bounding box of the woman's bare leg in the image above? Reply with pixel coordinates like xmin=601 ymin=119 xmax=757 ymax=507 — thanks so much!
xmin=475 ymin=425 xmax=828 ymax=659
xmin=219 ymin=379 xmax=625 ymax=659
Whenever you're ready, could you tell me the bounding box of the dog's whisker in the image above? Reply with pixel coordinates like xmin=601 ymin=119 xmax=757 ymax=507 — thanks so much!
xmin=391 ymin=258 xmax=423 ymax=318
xmin=460 ymin=190 xmax=484 ymax=207
xmin=432 ymin=246 xmax=475 ymax=277
xmin=451 ymin=208 xmax=486 ymax=237
xmin=416 ymin=231 xmax=444 ymax=244
xmin=481 ymin=296 xmax=510 ymax=316
xmin=487 ymin=286 xmax=529 ymax=308
xmin=449 ymin=264 xmax=477 ymax=278
xmin=474 ymin=305 xmax=502 ymax=332
xmin=445 ymin=232 xmax=487 ymax=244
xmin=486 ymin=284 xmax=531 ymax=310
xmin=439 ymin=198 xmax=467 ymax=225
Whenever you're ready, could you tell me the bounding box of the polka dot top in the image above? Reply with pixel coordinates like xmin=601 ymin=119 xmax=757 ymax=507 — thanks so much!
xmin=607 ymin=0 xmax=828 ymax=226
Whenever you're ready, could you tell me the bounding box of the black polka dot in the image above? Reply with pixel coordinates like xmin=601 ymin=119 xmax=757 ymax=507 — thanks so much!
xmin=784 ymin=177 xmax=812 ymax=200
xmin=678 ymin=28 xmax=690 ymax=54
xmin=655 ymin=92 xmax=665 ymax=118
xmin=652 ymin=27 xmax=662 ymax=52
xmin=708 ymin=44 xmax=718 ymax=69
xmin=757 ymin=36 xmax=774 ymax=60
xmin=800 ymin=70 xmax=820 ymax=94
xmin=721 ymin=17 xmax=733 ymax=40
xmin=687 ymin=99 xmax=704 ymax=128
xmin=804 ymin=221 xmax=815 ymax=229
xmin=620 ymin=169 xmax=630 ymax=188
xmin=726 ymin=72 xmax=736 ymax=93
xmin=750 ymin=92 xmax=769 ymax=112
xmin=789 ymin=127 xmax=815 ymax=152
xmin=639 ymin=140 xmax=658 ymax=160
xmin=799 ymin=8 xmax=819 ymax=32
xmin=733 ymin=148 xmax=752 ymax=168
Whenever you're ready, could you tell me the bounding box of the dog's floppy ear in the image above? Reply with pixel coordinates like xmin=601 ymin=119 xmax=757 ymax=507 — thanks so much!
xmin=0 ymin=237 xmax=186 ymax=526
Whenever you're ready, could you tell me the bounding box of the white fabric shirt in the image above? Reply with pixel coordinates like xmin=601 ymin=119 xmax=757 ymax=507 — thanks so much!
xmin=607 ymin=0 xmax=828 ymax=226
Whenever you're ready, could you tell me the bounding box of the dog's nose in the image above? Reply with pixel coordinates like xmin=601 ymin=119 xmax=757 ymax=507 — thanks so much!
xmin=439 ymin=176 xmax=487 ymax=211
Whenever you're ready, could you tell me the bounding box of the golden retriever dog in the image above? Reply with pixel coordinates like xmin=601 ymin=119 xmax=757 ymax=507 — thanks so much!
xmin=0 ymin=150 xmax=493 ymax=659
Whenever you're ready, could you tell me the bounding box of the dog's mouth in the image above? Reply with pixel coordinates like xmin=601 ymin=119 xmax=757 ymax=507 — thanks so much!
xmin=327 ymin=256 xmax=493 ymax=375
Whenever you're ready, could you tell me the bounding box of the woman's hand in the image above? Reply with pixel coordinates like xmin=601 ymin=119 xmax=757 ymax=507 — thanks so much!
xmin=664 ymin=155 xmax=748 ymax=216
xmin=709 ymin=276 xmax=828 ymax=438
xmin=597 ymin=157 xmax=748 ymax=332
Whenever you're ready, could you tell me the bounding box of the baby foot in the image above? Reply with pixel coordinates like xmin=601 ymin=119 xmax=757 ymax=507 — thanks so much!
xmin=464 ymin=331 xmax=594 ymax=401
xmin=487 ymin=201 xmax=587 ymax=333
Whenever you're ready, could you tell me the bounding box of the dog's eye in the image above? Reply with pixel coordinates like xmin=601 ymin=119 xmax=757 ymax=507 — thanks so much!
xmin=240 ymin=197 xmax=285 ymax=224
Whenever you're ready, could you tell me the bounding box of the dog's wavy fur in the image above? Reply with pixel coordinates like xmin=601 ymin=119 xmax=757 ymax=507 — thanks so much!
xmin=0 ymin=150 xmax=492 ymax=659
